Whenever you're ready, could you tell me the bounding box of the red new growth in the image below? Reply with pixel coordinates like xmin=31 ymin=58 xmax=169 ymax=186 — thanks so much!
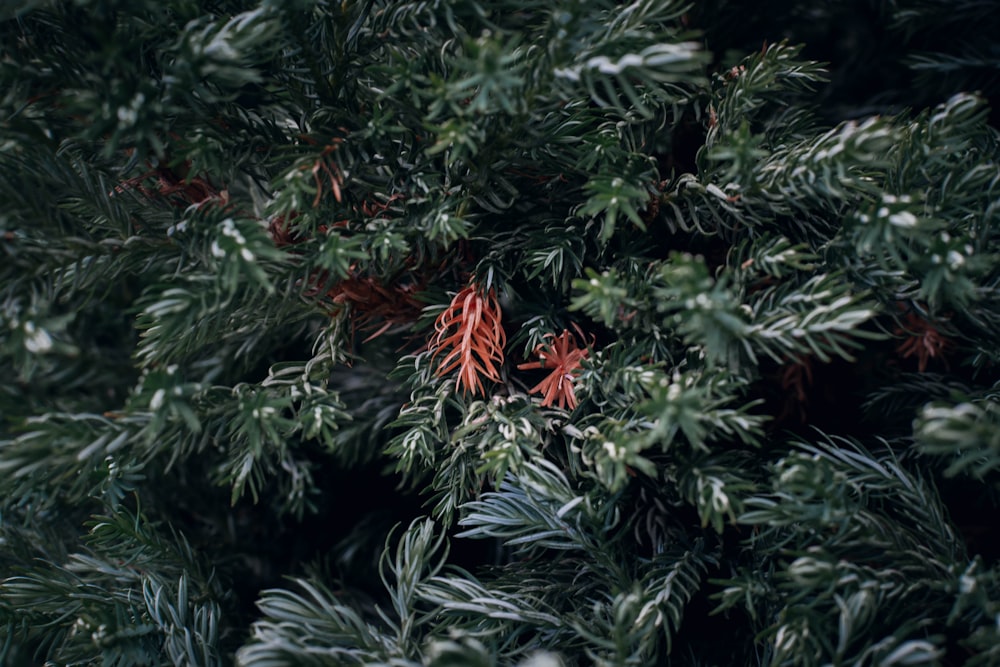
xmin=518 ymin=329 xmax=589 ymax=410
xmin=431 ymin=284 xmax=506 ymax=396
xmin=896 ymin=312 xmax=950 ymax=372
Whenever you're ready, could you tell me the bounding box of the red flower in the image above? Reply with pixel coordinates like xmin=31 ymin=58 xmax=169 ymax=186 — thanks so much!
xmin=517 ymin=328 xmax=589 ymax=410
xmin=430 ymin=284 xmax=506 ymax=396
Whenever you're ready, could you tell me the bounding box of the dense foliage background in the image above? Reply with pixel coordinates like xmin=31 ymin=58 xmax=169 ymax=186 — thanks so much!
xmin=2 ymin=0 xmax=1000 ymax=664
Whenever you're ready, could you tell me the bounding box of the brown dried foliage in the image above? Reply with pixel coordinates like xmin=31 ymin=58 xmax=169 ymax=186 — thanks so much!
xmin=113 ymin=160 xmax=226 ymax=208
xmin=317 ymin=270 xmax=423 ymax=343
xmin=896 ymin=312 xmax=950 ymax=372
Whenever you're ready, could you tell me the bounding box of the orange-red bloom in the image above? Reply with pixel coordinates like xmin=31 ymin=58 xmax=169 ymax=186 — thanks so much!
xmin=430 ymin=284 xmax=506 ymax=396
xmin=517 ymin=329 xmax=589 ymax=410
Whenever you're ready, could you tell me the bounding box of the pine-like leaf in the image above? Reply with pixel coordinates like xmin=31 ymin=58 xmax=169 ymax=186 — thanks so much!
xmin=517 ymin=328 xmax=590 ymax=410
xmin=430 ymin=284 xmax=506 ymax=396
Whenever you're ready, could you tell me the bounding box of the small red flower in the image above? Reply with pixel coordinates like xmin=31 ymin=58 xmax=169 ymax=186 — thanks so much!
xmin=517 ymin=328 xmax=590 ymax=410
xmin=430 ymin=284 xmax=506 ymax=396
